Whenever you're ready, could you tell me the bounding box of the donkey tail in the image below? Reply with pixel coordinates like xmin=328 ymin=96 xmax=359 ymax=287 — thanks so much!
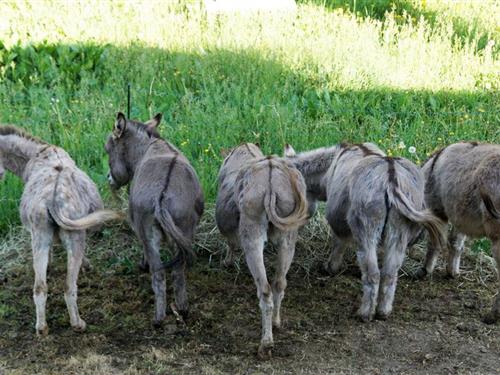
xmin=49 ymin=167 xmax=123 ymax=231
xmin=480 ymin=191 xmax=500 ymax=220
xmin=264 ymin=159 xmax=309 ymax=231
xmin=388 ymin=185 xmax=446 ymax=249
xmin=154 ymin=205 xmax=195 ymax=269
xmin=154 ymin=157 xmax=195 ymax=269
xmin=48 ymin=205 xmax=123 ymax=231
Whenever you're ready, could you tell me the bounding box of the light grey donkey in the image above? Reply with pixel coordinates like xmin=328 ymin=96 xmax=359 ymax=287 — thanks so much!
xmin=285 ymin=143 xmax=445 ymax=321
xmin=418 ymin=142 xmax=500 ymax=324
xmin=105 ymin=113 xmax=204 ymax=325
xmin=216 ymin=143 xmax=308 ymax=359
xmin=0 ymin=125 xmax=122 ymax=335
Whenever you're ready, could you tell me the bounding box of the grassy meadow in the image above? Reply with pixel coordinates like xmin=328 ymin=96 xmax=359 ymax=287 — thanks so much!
xmin=0 ymin=0 xmax=499 ymax=233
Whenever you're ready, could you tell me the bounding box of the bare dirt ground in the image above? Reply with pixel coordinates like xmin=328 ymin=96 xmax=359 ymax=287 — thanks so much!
xmin=0 ymin=220 xmax=499 ymax=374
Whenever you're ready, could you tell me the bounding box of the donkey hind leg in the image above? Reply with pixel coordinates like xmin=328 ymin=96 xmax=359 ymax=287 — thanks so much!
xmin=483 ymin=239 xmax=500 ymax=324
xmin=376 ymin=229 xmax=409 ymax=320
xmin=418 ymin=224 xmax=447 ymax=278
xmin=324 ymin=234 xmax=348 ymax=276
xmin=31 ymin=228 xmax=54 ymax=335
xmin=171 ymin=225 xmax=194 ymax=320
xmin=351 ymin=212 xmax=381 ymax=322
xmin=240 ymin=215 xmax=273 ymax=358
xmin=222 ymin=233 xmax=239 ymax=267
xmin=59 ymin=229 xmax=87 ymax=332
xmin=270 ymin=229 xmax=297 ymax=329
xmin=140 ymin=223 xmax=167 ymax=326
xmin=446 ymin=229 xmax=466 ymax=278
xmin=356 ymin=239 xmax=380 ymax=322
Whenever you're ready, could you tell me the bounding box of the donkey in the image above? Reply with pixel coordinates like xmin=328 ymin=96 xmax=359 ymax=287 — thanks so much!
xmin=418 ymin=142 xmax=500 ymax=324
xmin=216 ymin=143 xmax=308 ymax=358
xmin=286 ymin=143 xmax=445 ymax=321
xmin=105 ymin=113 xmax=204 ymax=325
xmin=0 ymin=125 xmax=122 ymax=335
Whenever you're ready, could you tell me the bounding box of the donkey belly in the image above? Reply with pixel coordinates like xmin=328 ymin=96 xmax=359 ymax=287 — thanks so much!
xmin=327 ymin=203 xmax=351 ymax=239
xmin=326 ymin=187 xmax=352 ymax=239
xmin=215 ymin=197 xmax=239 ymax=236
xmin=441 ymin=187 xmax=486 ymax=238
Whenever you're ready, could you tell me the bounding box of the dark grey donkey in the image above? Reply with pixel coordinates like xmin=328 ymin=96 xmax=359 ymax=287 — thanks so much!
xmin=105 ymin=113 xmax=204 ymax=325
xmin=0 ymin=125 xmax=122 ymax=335
xmin=419 ymin=142 xmax=500 ymax=324
xmin=285 ymin=143 xmax=445 ymax=321
xmin=216 ymin=143 xmax=308 ymax=358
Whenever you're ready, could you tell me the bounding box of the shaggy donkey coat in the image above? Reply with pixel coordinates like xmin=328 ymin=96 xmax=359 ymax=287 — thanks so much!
xmin=286 ymin=143 xmax=444 ymax=321
xmin=105 ymin=113 xmax=204 ymax=325
xmin=216 ymin=143 xmax=308 ymax=358
xmin=419 ymin=142 xmax=500 ymax=324
xmin=0 ymin=125 xmax=122 ymax=335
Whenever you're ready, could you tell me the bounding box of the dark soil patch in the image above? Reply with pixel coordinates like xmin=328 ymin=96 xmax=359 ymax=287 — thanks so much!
xmin=0 ymin=229 xmax=498 ymax=374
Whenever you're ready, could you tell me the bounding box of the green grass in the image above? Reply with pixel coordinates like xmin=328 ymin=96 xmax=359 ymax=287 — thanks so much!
xmin=0 ymin=0 xmax=499 ymax=232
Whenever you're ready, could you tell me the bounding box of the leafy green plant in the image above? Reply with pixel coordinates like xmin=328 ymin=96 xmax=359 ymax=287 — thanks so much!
xmin=0 ymin=41 xmax=109 ymax=89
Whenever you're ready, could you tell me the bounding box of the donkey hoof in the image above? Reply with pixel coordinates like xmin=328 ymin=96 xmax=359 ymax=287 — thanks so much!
xmin=138 ymin=261 xmax=149 ymax=273
xmin=222 ymin=258 xmax=234 ymax=268
xmin=445 ymin=271 xmax=459 ymax=279
xmin=153 ymin=313 xmax=167 ymax=328
xmin=321 ymin=262 xmax=341 ymax=276
xmin=170 ymin=302 xmax=188 ymax=325
xmin=152 ymin=318 xmax=165 ymax=328
xmin=257 ymin=341 xmax=274 ymax=360
xmin=375 ymin=311 xmax=390 ymax=321
xmin=72 ymin=319 xmax=87 ymax=333
xmin=482 ymin=312 xmax=499 ymax=325
xmin=413 ymin=268 xmax=428 ymax=280
xmin=36 ymin=325 xmax=49 ymax=336
xmin=81 ymin=257 xmax=92 ymax=273
xmin=356 ymin=309 xmax=374 ymax=323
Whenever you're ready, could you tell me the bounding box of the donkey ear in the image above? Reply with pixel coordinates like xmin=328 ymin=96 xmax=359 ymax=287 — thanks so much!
xmin=114 ymin=112 xmax=127 ymax=137
xmin=145 ymin=113 xmax=162 ymax=129
xmin=284 ymin=143 xmax=296 ymax=157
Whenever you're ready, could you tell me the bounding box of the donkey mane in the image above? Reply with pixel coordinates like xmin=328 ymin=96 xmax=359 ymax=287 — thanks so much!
xmin=0 ymin=125 xmax=48 ymax=145
xmin=124 ymin=120 xmax=181 ymax=154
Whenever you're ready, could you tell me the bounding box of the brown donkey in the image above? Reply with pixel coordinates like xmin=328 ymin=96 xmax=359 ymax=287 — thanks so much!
xmin=0 ymin=125 xmax=122 ymax=335
xmin=105 ymin=113 xmax=204 ymax=325
xmin=419 ymin=142 xmax=500 ymax=324
xmin=216 ymin=143 xmax=308 ymax=358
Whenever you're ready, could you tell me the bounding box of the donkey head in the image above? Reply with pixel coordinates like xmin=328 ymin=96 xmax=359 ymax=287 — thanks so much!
xmin=104 ymin=112 xmax=162 ymax=189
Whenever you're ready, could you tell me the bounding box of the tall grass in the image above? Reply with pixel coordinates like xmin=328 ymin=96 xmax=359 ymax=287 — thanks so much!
xmin=0 ymin=0 xmax=498 ymax=232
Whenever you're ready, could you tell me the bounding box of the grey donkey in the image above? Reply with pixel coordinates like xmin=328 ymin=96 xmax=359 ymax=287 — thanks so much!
xmin=418 ymin=142 xmax=500 ymax=324
xmin=105 ymin=113 xmax=204 ymax=325
xmin=285 ymin=143 xmax=445 ymax=321
xmin=216 ymin=143 xmax=308 ymax=358
xmin=0 ymin=125 xmax=122 ymax=335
